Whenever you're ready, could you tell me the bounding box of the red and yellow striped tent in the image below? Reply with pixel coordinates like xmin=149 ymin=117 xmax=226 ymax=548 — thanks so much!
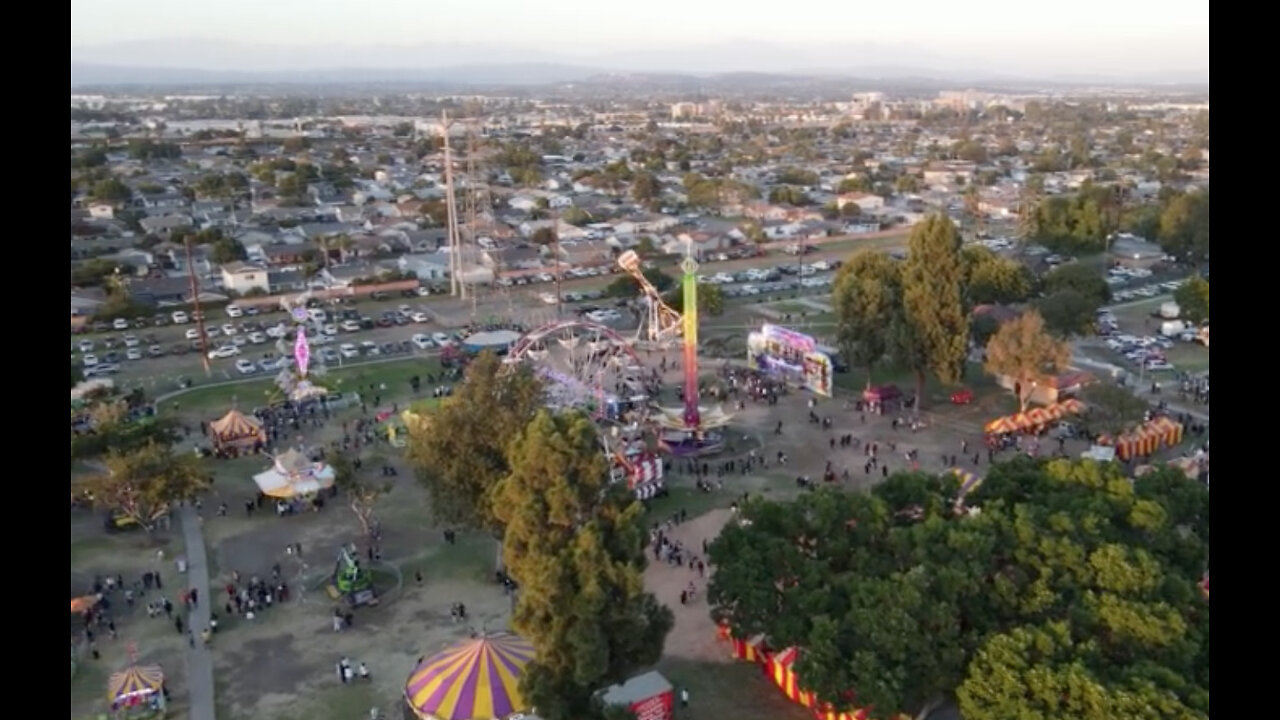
xmin=984 ymin=416 xmax=1018 ymax=434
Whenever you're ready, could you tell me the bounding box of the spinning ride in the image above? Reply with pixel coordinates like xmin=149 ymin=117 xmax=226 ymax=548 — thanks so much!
xmin=618 ymin=250 xmax=683 ymax=347
xmin=505 ymin=320 xmax=647 ymax=421
xmin=652 ymin=248 xmax=732 ymax=456
xmin=274 ymin=291 xmax=331 ymax=402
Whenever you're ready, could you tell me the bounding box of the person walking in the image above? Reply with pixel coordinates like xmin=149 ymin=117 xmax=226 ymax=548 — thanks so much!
xmin=680 ymin=687 xmax=690 ymax=709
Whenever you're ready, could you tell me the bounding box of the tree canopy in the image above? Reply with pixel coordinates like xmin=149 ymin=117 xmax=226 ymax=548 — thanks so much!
xmin=79 ymin=442 xmax=212 ymax=532
xmin=832 ymin=251 xmax=901 ymax=388
xmin=1043 ymin=262 xmax=1111 ymax=307
xmin=899 ymin=215 xmax=969 ymax=402
xmin=665 ymin=281 xmax=724 ymax=317
xmin=962 ymin=246 xmax=1034 ymax=306
xmin=1173 ymin=276 xmax=1209 ymax=325
xmin=493 ymin=411 xmax=673 ymax=720
xmin=406 ymin=352 xmax=544 ymax=532
xmin=983 ymin=310 xmax=1070 ymax=413
xmin=1076 ymin=383 xmax=1150 ymax=438
xmin=709 ymin=458 xmax=1209 ymax=719
xmin=1157 ymin=190 xmax=1209 ymax=266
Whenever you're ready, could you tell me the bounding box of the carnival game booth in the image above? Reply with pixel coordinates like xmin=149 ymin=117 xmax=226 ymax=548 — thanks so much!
xmin=717 ymin=626 xmax=909 ymax=720
xmin=405 ymin=633 xmax=535 ymax=720
xmin=748 ymin=324 xmax=834 ymax=397
xmin=983 ymin=398 xmax=1087 ymax=437
xmin=209 ymin=408 xmax=267 ymax=456
xmin=1099 ymin=416 xmax=1184 ymax=461
xmin=252 ymin=449 xmax=337 ymax=499
xmin=861 ymin=385 xmax=902 ymax=414
xmin=108 ymin=664 xmax=166 ymax=717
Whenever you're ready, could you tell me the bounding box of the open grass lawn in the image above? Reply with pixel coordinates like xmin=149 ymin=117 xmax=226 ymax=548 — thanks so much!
xmin=658 ymin=657 xmax=812 ymax=720
xmin=165 ymin=357 xmax=443 ymax=413
xmin=1165 ymin=343 xmax=1210 ymax=373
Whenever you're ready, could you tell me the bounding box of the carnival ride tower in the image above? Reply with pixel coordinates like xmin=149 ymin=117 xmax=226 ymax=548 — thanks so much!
xmin=617 ymin=250 xmax=683 ymax=346
xmin=679 ymin=253 xmax=701 ymax=429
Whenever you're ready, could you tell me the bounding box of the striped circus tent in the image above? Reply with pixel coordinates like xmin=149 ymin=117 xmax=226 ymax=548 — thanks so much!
xmin=1024 ymin=407 xmax=1051 ymax=426
xmin=405 ymin=633 xmax=535 ymax=720
xmin=984 ymin=416 xmax=1018 ymax=435
xmin=108 ymin=665 xmax=163 ymax=705
xmin=1058 ymin=398 xmax=1085 ymax=415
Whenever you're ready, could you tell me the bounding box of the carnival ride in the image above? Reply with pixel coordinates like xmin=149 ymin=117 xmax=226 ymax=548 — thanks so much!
xmin=252 ymin=448 xmax=336 ymax=499
xmin=274 ymin=291 xmax=331 ymax=402
xmin=618 ymin=249 xmax=683 ymax=347
xmin=651 ymin=249 xmax=732 ymax=456
xmin=505 ymin=319 xmax=647 ymax=421
xmin=404 ymin=633 xmax=535 ymax=720
xmin=108 ymin=662 xmax=166 ymax=716
xmin=330 ymin=543 xmax=378 ymax=606
xmin=208 ymin=408 xmax=266 ymax=454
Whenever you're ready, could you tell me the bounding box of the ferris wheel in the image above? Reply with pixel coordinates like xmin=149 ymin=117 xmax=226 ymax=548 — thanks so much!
xmin=505 ymin=319 xmax=648 ymax=420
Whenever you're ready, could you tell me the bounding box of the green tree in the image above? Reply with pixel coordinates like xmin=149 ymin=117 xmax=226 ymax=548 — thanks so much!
xmin=1076 ymin=383 xmax=1149 ymax=438
xmin=209 ymin=237 xmax=248 ymax=265
xmin=330 ymin=451 xmax=393 ymax=539
xmin=1043 ymin=262 xmax=1111 ymax=306
xmin=531 ymin=227 xmax=558 ymax=246
xmin=962 ymin=246 xmax=1034 ymax=305
xmin=832 ymin=251 xmax=900 ymax=388
xmin=79 ymin=442 xmax=212 ymax=533
xmin=984 ymin=310 xmax=1070 ymax=413
xmin=900 ymin=215 xmax=969 ymax=402
xmin=92 ymin=177 xmax=133 ymax=204
xmin=1173 ymin=276 xmax=1209 ymax=324
xmin=562 ymin=207 xmax=592 ymax=226
xmin=631 ymin=171 xmax=660 ymax=203
xmin=776 ymin=167 xmax=819 ymax=186
xmin=406 ymin=352 xmax=543 ymax=531
xmin=711 ymin=459 xmax=1210 ymax=720
xmin=768 ymin=185 xmax=811 ymax=206
xmin=838 ymin=176 xmax=870 ymax=193
xmin=1035 ymin=289 xmax=1097 ymax=337
xmin=665 ymin=281 xmax=724 ymax=317
xmin=493 ymin=411 xmax=673 ymax=720
xmin=71 ymin=361 xmax=84 ymax=388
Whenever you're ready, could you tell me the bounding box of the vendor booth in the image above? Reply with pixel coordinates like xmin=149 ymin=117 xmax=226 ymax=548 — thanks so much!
xmin=405 ymin=633 xmax=535 ymax=720
xmin=1100 ymin=416 xmax=1184 ymax=461
xmin=748 ymin=324 xmax=834 ymax=397
xmin=209 ymin=408 xmax=266 ymax=455
xmin=252 ymin=449 xmax=336 ymax=499
xmin=108 ymin=664 xmax=166 ymax=716
xmin=984 ymin=399 xmax=1087 ymax=436
xmin=861 ymin=385 xmax=902 ymax=414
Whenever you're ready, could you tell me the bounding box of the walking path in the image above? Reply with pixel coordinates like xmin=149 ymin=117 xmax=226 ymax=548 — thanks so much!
xmin=179 ymin=505 xmax=217 ymax=720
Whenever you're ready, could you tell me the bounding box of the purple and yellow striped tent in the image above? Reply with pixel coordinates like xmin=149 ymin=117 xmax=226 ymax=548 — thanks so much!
xmin=405 ymin=633 xmax=535 ymax=720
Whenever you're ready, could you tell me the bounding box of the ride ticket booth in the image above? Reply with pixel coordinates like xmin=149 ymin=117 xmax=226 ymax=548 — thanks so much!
xmin=600 ymin=671 xmax=676 ymax=720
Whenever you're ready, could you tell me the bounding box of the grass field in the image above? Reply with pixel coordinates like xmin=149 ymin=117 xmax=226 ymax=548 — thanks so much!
xmin=163 ymin=356 xmax=443 ymax=413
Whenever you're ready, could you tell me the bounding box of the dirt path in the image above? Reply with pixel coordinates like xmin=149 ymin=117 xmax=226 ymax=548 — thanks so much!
xmin=644 ymin=509 xmax=735 ymax=662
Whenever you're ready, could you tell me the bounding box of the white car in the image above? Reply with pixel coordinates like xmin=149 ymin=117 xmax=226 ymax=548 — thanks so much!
xmin=123 ymin=334 xmax=140 ymax=347
xmin=410 ymin=312 xmax=431 ymax=323
xmin=221 ymin=323 xmax=238 ymax=336
xmin=416 ymin=286 xmax=431 ymax=297
xmin=810 ymin=260 xmax=831 ymax=271
xmin=78 ymin=340 xmax=94 ymax=353
xmin=234 ymin=359 xmax=257 ymax=375
xmin=82 ymin=354 xmax=99 ymax=366
xmin=205 ymin=327 xmax=221 ymax=338
xmin=171 ymin=311 xmax=190 ymax=324
xmin=431 ymin=332 xmax=452 ymax=346
xmin=112 ymin=318 xmax=130 ymax=330
xmin=266 ymin=324 xmax=288 ymax=339
xmin=340 ymin=320 xmax=361 ymax=333
xmin=540 ymin=292 xmax=559 ymax=305
xmin=125 ymin=348 xmax=143 ymax=361
xmin=322 ymin=324 xmax=338 ymax=336
xmin=339 ymin=343 xmax=360 ymax=359
xmin=185 ymin=328 xmax=202 ymax=340
xmin=411 ymin=334 xmax=434 ymax=350
xmin=225 ymin=304 xmax=243 ymax=318
xmin=248 ymin=332 xmax=268 ymax=344
xmin=231 ymin=335 xmax=248 ymax=347
xmin=207 ymin=345 xmax=240 ymax=360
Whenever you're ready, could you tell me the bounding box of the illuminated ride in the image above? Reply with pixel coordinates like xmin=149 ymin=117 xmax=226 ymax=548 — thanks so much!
xmin=274 ymin=291 xmax=330 ymax=402
xmin=505 ymin=319 xmax=649 ymax=422
xmin=652 ymin=247 xmax=733 ymax=457
xmin=618 ymin=249 xmax=684 ymax=347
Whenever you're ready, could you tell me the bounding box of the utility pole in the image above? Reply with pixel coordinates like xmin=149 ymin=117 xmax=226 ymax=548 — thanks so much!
xmin=184 ymin=237 xmax=211 ymax=376
xmin=441 ymin=110 xmax=463 ymax=298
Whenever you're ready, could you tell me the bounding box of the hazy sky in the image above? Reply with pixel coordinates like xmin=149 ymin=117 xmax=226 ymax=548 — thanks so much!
xmin=71 ymin=0 xmax=1207 ymax=75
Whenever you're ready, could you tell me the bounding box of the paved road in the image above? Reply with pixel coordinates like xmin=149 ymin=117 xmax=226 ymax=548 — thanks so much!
xmin=179 ymin=505 xmax=216 ymax=720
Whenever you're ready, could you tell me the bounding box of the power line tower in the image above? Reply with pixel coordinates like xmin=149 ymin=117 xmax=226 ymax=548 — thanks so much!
xmin=440 ymin=110 xmax=464 ymax=298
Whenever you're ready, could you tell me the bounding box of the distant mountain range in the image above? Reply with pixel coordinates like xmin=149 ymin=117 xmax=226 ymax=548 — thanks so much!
xmin=70 ymin=38 xmax=1209 ymax=89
